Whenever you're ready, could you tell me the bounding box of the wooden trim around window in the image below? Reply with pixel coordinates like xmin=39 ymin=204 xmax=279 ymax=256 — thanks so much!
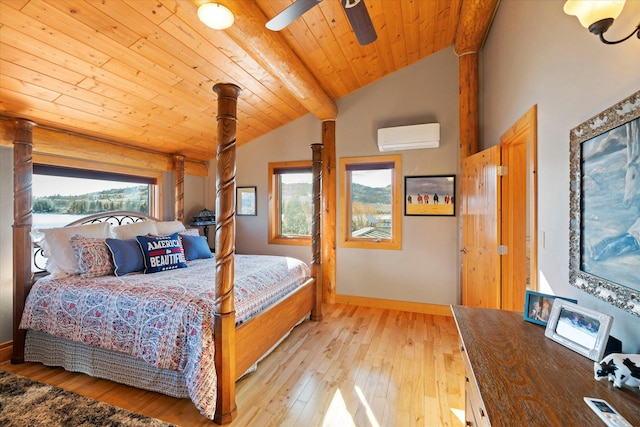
xmin=268 ymin=160 xmax=312 ymax=246
xmin=339 ymin=154 xmax=402 ymax=250
xmin=32 ymin=153 xmax=163 ymax=219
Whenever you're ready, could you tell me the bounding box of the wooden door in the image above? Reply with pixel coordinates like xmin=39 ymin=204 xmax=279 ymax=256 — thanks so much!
xmin=500 ymin=106 xmax=538 ymax=311
xmin=460 ymin=107 xmax=537 ymax=311
xmin=500 ymin=128 xmax=528 ymax=311
xmin=461 ymin=146 xmax=501 ymax=308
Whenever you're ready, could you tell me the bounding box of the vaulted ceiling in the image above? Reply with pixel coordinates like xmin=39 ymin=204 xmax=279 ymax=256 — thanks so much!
xmin=0 ymin=0 xmax=497 ymax=163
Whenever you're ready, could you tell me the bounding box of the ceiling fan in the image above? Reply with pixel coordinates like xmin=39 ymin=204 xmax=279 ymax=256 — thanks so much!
xmin=266 ymin=0 xmax=377 ymax=46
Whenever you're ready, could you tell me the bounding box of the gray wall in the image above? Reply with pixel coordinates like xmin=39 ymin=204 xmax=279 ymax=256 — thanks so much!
xmin=236 ymin=47 xmax=460 ymax=305
xmin=482 ymin=0 xmax=640 ymax=351
xmin=236 ymin=113 xmax=321 ymax=262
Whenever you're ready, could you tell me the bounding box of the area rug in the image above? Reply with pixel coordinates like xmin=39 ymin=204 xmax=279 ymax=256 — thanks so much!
xmin=0 ymin=370 xmax=176 ymax=426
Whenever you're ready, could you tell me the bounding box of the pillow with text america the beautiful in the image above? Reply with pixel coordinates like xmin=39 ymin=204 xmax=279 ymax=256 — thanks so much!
xmin=136 ymin=233 xmax=187 ymax=274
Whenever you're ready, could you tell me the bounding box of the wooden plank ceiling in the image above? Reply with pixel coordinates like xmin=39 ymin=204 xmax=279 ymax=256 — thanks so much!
xmin=0 ymin=0 xmax=495 ymax=163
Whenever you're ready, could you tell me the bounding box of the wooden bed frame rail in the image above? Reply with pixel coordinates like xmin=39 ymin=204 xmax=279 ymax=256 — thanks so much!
xmin=11 ymin=83 xmax=323 ymax=424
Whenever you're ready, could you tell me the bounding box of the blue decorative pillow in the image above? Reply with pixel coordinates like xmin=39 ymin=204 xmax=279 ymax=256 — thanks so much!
xmin=105 ymin=238 xmax=145 ymax=276
xmin=136 ymin=233 xmax=187 ymax=274
xmin=180 ymin=234 xmax=213 ymax=261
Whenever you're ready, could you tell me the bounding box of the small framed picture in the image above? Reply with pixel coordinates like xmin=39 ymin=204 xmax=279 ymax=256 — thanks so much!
xmin=237 ymin=186 xmax=257 ymax=216
xmin=523 ymin=290 xmax=577 ymax=326
xmin=544 ymin=299 xmax=613 ymax=361
xmin=404 ymin=175 xmax=455 ymax=216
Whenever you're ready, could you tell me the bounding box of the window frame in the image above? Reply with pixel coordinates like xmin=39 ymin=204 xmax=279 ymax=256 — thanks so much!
xmin=339 ymin=154 xmax=402 ymax=250
xmin=32 ymin=154 xmax=162 ymax=220
xmin=268 ymin=160 xmax=313 ymax=246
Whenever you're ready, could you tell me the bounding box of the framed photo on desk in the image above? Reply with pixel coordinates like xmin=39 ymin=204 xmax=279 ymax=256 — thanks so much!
xmin=524 ymin=290 xmax=577 ymax=326
xmin=544 ymin=299 xmax=612 ymax=361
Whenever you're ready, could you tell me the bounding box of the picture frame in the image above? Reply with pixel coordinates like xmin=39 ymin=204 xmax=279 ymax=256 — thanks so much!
xmin=236 ymin=186 xmax=257 ymax=216
xmin=523 ymin=290 xmax=577 ymax=326
xmin=568 ymin=91 xmax=640 ymax=318
xmin=404 ymin=175 xmax=455 ymax=216
xmin=544 ymin=299 xmax=613 ymax=361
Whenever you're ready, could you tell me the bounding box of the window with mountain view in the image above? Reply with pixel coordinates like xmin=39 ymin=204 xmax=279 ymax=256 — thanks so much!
xmin=32 ymin=164 xmax=157 ymax=229
xmin=340 ymin=155 xmax=402 ymax=250
xmin=268 ymin=161 xmax=312 ymax=246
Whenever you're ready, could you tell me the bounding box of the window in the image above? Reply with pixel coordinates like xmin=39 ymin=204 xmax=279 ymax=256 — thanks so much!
xmin=32 ymin=164 xmax=158 ymax=229
xmin=340 ymin=155 xmax=402 ymax=250
xmin=268 ymin=161 xmax=313 ymax=245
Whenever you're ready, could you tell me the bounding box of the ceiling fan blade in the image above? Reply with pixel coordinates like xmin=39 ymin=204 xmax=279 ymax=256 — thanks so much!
xmin=266 ymin=0 xmax=323 ymax=31
xmin=342 ymin=0 xmax=377 ymax=45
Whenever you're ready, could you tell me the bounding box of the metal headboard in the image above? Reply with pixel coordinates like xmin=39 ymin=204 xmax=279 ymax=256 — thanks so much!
xmin=33 ymin=210 xmax=157 ymax=273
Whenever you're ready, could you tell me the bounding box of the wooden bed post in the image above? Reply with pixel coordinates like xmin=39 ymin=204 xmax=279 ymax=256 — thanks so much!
xmin=212 ymin=83 xmax=241 ymax=425
xmin=12 ymin=119 xmax=35 ymax=364
xmin=310 ymin=143 xmax=323 ymax=321
xmin=173 ymin=154 xmax=185 ymax=222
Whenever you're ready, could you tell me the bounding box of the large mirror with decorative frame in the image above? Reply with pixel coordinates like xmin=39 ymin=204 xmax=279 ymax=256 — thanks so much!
xmin=569 ymin=91 xmax=640 ymax=318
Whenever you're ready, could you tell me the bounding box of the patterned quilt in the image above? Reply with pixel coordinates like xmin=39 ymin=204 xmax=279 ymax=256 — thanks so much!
xmin=20 ymin=254 xmax=310 ymax=419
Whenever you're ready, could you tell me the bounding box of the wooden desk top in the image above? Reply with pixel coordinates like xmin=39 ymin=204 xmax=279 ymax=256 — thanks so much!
xmin=452 ymin=305 xmax=640 ymax=426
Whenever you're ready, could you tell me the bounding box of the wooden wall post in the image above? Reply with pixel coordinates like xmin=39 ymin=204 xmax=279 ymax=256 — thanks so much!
xmin=458 ymin=53 xmax=480 ymax=161
xmin=454 ymin=0 xmax=499 ymax=160
xmin=12 ymin=119 xmax=35 ymax=364
xmin=173 ymin=154 xmax=185 ymax=222
xmin=212 ymin=83 xmax=241 ymax=425
xmin=321 ymin=120 xmax=336 ymax=304
xmin=310 ymin=143 xmax=323 ymax=320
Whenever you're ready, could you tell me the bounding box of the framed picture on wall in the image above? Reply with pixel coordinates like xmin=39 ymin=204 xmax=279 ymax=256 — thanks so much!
xmin=237 ymin=186 xmax=257 ymax=216
xmin=568 ymin=91 xmax=640 ymax=318
xmin=404 ymin=175 xmax=455 ymax=216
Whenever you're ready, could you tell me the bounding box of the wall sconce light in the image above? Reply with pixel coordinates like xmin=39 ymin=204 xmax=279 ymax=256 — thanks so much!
xmin=563 ymin=0 xmax=640 ymax=44
xmin=198 ymin=2 xmax=234 ymax=30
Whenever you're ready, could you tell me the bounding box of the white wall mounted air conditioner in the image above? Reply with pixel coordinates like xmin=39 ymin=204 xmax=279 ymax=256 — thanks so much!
xmin=377 ymin=123 xmax=440 ymax=152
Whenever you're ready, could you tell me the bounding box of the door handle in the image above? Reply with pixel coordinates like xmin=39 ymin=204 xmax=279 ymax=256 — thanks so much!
xmin=461 ymin=247 xmax=467 ymax=254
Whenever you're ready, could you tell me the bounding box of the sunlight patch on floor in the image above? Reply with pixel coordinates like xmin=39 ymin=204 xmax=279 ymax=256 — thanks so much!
xmin=355 ymin=386 xmax=380 ymax=427
xmin=451 ymin=407 xmax=465 ymax=424
xmin=322 ymin=386 xmax=382 ymax=427
xmin=323 ymin=389 xmax=356 ymax=427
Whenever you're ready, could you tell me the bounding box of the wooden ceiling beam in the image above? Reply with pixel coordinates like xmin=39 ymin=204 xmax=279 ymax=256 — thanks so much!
xmin=214 ymin=0 xmax=338 ymax=121
xmin=0 ymin=118 xmax=208 ymax=176
xmin=454 ymin=0 xmax=499 ymax=55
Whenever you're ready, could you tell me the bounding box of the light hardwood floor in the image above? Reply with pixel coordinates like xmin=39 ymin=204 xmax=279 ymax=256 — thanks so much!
xmin=1 ymin=304 xmax=465 ymax=426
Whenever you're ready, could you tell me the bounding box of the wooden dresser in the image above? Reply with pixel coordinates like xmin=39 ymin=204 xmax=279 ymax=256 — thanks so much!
xmin=452 ymin=305 xmax=640 ymax=426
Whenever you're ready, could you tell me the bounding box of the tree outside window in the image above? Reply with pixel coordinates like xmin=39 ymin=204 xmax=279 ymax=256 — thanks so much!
xmin=269 ymin=161 xmax=312 ymax=246
xmin=32 ymin=165 xmax=157 ymax=228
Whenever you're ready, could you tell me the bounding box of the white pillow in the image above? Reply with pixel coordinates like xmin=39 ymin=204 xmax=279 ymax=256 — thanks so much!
xmin=112 ymin=220 xmax=158 ymax=239
xmin=36 ymin=221 xmax=112 ymax=278
xmin=156 ymin=220 xmax=186 ymax=235
xmin=180 ymin=228 xmax=201 ymax=236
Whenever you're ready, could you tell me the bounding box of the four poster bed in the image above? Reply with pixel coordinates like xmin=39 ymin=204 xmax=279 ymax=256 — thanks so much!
xmin=11 ymin=84 xmax=324 ymax=424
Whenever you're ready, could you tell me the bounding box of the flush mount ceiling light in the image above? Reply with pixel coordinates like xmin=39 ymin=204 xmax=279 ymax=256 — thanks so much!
xmin=198 ymin=2 xmax=234 ymax=30
xmin=563 ymin=0 xmax=640 ymax=44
